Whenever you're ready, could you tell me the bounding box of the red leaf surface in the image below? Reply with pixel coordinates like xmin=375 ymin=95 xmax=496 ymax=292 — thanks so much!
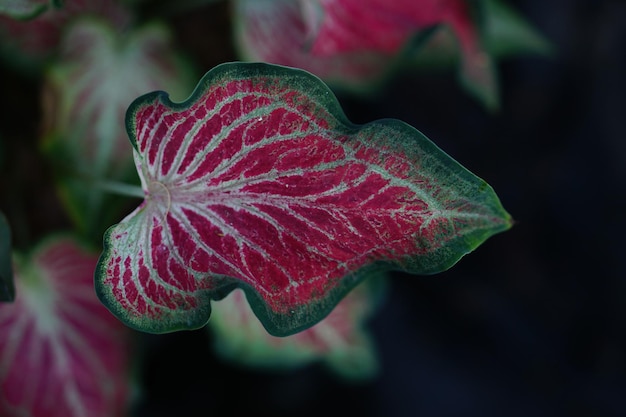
xmin=0 ymin=237 xmax=131 ymax=417
xmin=96 ymin=62 xmax=511 ymax=336
xmin=310 ymin=0 xmax=477 ymax=56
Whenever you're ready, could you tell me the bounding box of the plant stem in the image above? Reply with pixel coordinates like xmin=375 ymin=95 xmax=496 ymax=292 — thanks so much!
xmin=94 ymin=180 xmax=145 ymax=198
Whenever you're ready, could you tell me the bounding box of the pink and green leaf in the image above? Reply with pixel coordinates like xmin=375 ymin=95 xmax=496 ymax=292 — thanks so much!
xmin=96 ymin=62 xmax=512 ymax=336
xmin=0 ymin=236 xmax=132 ymax=417
xmin=234 ymin=0 xmax=533 ymax=109
xmin=42 ymin=18 xmax=196 ymax=239
xmin=309 ymin=0 xmax=435 ymax=56
xmin=210 ymin=274 xmax=383 ymax=379
xmin=0 ymin=211 xmax=13 ymax=302
xmin=312 ymin=0 xmax=498 ymax=108
xmin=233 ymin=0 xmax=391 ymax=91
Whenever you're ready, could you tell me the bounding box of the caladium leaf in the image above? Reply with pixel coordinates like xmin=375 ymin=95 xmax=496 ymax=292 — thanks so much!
xmin=0 ymin=236 xmax=132 ymax=417
xmin=313 ymin=0 xmax=498 ymax=109
xmin=96 ymin=62 xmax=512 ymax=336
xmin=210 ymin=274 xmax=383 ymax=379
xmin=42 ymin=18 xmax=196 ymax=240
xmin=234 ymin=0 xmax=499 ymax=108
xmin=0 ymin=0 xmax=131 ymax=69
xmin=0 ymin=0 xmax=60 ymax=20
xmin=233 ymin=0 xmax=391 ymax=91
xmin=0 ymin=211 xmax=14 ymax=302
xmin=309 ymin=0 xmax=437 ymax=56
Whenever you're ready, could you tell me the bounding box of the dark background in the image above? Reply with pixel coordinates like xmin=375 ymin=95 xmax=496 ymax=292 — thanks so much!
xmin=136 ymin=1 xmax=626 ymax=416
xmin=2 ymin=0 xmax=625 ymax=416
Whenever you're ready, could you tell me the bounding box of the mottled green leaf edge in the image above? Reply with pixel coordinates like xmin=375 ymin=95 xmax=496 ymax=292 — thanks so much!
xmin=98 ymin=62 xmax=512 ymax=336
xmin=0 ymin=211 xmax=15 ymax=302
xmin=210 ymin=271 xmax=387 ymax=380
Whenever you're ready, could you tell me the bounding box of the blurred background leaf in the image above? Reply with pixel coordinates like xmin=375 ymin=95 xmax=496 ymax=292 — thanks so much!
xmin=0 ymin=0 xmax=61 ymax=20
xmin=40 ymin=17 xmax=197 ymax=243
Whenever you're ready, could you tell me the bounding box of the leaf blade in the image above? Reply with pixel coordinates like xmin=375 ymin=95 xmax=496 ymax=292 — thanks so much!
xmin=0 ymin=236 xmax=131 ymax=417
xmin=97 ymin=62 xmax=512 ymax=336
xmin=233 ymin=0 xmax=394 ymax=92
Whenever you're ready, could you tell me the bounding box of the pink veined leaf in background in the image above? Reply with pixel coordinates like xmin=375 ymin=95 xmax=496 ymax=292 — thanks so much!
xmin=310 ymin=0 xmax=478 ymax=56
xmin=0 ymin=236 xmax=132 ymax=417
xmin=209 ymin=274 xmax=384 ymax=379
xmin=233 ymin=0 xmax=391 ymax=91
xmin=310 ymin=0 xmax=498 ymax=107
xmin=44 ymin=18 xmax=196 ymax=173
xmin=0 ymin=0 xmax=131 ymax=68
xmin=234 ymin=0 xmax=498 ymax=108
xmin=42 ymin=18 xmax=197 ymax=238
xmin=308 ymin=0 xmax=429 ymax=56
xmin=96 ymin=62 xmax=512 ymax=337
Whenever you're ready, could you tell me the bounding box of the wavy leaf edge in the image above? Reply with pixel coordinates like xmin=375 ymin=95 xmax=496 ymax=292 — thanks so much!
xmin=96 ymin=61 xmax=512 ymax=336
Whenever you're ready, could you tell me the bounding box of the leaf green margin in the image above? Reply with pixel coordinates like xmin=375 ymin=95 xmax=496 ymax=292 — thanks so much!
xmin=0 ymin=211 xmax=15 ymax=302
xmin=101 ymin=62 xmax=513 ymax=336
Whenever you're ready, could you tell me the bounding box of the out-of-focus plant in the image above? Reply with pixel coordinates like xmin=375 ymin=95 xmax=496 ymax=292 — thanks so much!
xmin=0 ymin=0 xmax=131 ymax=69
xmin=209 ymin=276 xmax=384 ymax=380
xmin=0 ymin=0 xmax=548 ymax=415
xmin=41 ymin=17 xmax=197 ymax=241
xmin=0 ymin=236 xmax=132 ymax=417
xmin=234 ymin=0 xmax=551 ymax=110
